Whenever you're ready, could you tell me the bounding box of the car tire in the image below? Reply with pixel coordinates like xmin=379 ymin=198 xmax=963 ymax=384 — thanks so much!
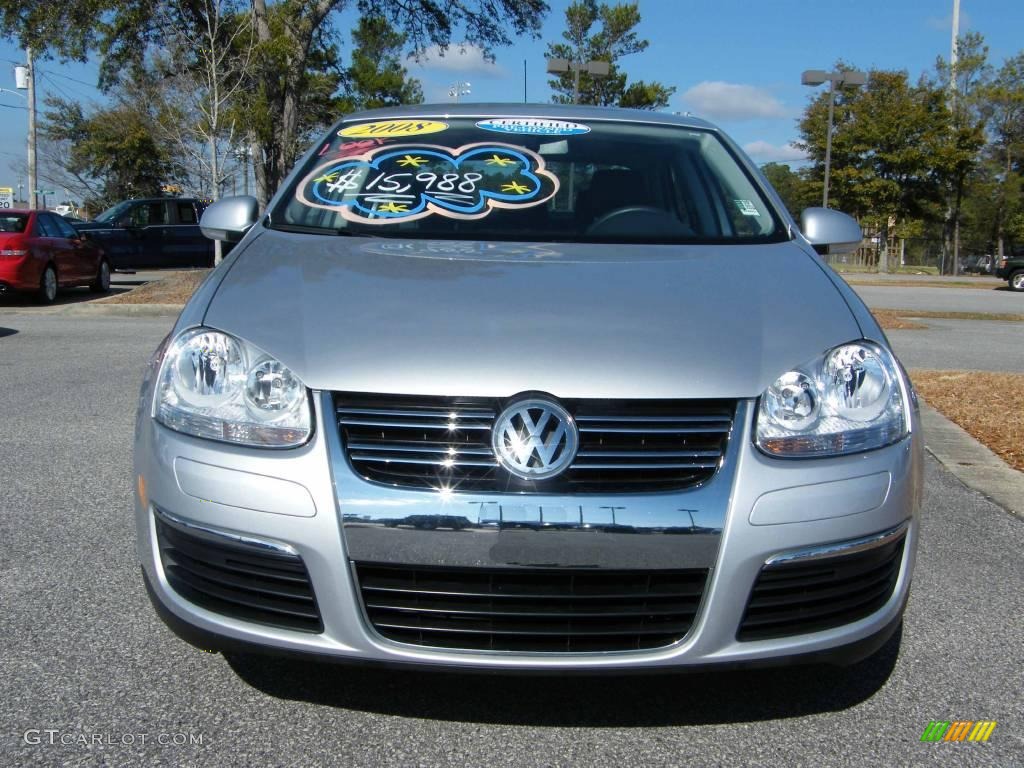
xmin=90 ymin=259 xmax=111 ymax=293
xmin=1010 ymin=270 xmax=1024 ymax=292
xmin=36 ymin=265 xmax=58 ymax=304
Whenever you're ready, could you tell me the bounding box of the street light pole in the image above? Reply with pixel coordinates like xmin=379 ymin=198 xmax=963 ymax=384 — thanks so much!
xmin=801 ymin=69 xmax=867 ymax=209
xmin=823 ymin=77 xmax=836 ymax=208
xmin=546 ymin=58 xmax=610 ymax=105
xmin=448 ymin=80 xmax=471 ymax=103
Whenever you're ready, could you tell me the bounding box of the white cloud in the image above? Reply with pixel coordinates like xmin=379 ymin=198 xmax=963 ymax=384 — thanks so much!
xmin=742 ymin=141 xmax=807 ymax=163
xmin=681 ymin=81 xmax=788 ymax=121
xmin=409 ymin=44 xmax=504 ymax=77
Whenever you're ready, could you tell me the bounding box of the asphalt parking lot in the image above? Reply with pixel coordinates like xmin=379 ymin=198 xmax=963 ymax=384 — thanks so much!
xmin=852 ymin=282 xmax=1023 ymax=315
xmin=887 ymin=318 xmax=1024 ymax=373
xmin=1 ymin=313 xmax=1021 ymax=767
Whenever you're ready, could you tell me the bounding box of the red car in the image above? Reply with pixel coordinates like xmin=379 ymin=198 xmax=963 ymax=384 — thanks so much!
xmin=0 ymin=209 xmax=111 ymax=303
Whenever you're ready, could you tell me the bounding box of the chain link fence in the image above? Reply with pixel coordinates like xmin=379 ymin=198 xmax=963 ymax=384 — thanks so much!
xmin=822 ymin=227 xmax=946 ymax=273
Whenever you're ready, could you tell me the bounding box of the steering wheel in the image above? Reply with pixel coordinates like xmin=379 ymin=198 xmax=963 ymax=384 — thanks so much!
xmin=586 ymin=206 xmax=690 ymax=237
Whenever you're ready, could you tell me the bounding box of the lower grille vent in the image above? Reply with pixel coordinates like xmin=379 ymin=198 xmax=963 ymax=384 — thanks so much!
xmin=155 ymin=511 xmax=322 ymax=633
xmin=737 ymin=531 xmax=906 ymax=641
xmin=355 ymin=563 xmax=708 ymax=652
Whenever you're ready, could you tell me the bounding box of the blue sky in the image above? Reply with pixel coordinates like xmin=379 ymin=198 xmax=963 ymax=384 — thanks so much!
xmin=1 ymin=0 xmax=1022 ymax=198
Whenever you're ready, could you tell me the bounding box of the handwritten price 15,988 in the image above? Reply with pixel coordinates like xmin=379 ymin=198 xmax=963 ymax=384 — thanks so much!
xmin=324 ymin=169 xmax=487 ymax=196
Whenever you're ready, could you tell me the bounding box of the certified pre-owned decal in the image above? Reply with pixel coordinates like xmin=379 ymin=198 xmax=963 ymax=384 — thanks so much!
xmin=476 ymin=118 xmax=590 ymax=136
xmin=338 ymin=120 xmax=448 ymax=138
xmin=295 ymin=143 xmax=560 ymax=224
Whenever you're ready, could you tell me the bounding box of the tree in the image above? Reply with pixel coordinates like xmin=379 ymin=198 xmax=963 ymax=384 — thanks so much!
xmin=40 ymin=96 xmax=178 ymax=209
xmin=759 ymin=162 xmax=811 ymax=220
xmin=147 ymin=0 xmax=256 ymax=262
xmin=933 ymin=33 xmax=991 ymax=272
xmin=0 ymin=0 xmax=550 ymax=207
xmin=984 ymin=53 xmax=1024 ymax=256
xmin=853 ymin=72 xmax=951 ymax=270
xmin=341 ymin=16 xmax=423 ymax=111
xmin=546 ymin=0 xmax=673 ymax=109
xmin=796 ymin=68 xmax=950 ymax=270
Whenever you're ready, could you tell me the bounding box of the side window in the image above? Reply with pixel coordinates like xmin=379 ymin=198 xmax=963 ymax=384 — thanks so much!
xmin=147 ymin=202 xmax=168 ymax=225
xmin=35 ymin=214 xmax=58 ymax=238
xmin=127 ymin=202 xmax=168 ymax=227
xmin=125 ymin=204 xmax=148 ymax=228
xmin=177 ymin=202 xmax=197 ymax=224
xmin=53 ymin=216 xmax=79 ymax=239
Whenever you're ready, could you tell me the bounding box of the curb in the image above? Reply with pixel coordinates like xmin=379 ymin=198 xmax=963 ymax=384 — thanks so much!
xmin=919 ymin=402 xmax=1023 ymax=518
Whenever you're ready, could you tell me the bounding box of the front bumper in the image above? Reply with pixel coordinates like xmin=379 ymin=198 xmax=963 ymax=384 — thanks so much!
xmin=135 ymin=391 xmax=923 ymax=671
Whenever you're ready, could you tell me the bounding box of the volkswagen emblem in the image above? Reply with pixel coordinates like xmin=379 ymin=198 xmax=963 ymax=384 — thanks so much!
xmin=492 ymin=398 xmax=578 ymax=480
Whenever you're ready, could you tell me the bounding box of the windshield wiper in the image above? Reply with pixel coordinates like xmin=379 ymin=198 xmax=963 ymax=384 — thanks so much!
xmin=267 ymin=222 xmax=378 ymax=237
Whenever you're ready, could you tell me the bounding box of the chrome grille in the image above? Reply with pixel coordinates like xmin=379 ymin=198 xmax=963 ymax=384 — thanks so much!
xmin=354 ymin=562 xmax=709 ymax=652
xmin=334 ymin=393 xmax=734 ymax=493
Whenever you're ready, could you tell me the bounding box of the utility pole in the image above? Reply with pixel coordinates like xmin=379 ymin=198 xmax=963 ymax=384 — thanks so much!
xmin=25 ymin=48 xmax=37 ymax=210
xmin=950 ymin=0 xmax=961 ymax=100
xmin=949 ymin=0 xmax=961 ymax=275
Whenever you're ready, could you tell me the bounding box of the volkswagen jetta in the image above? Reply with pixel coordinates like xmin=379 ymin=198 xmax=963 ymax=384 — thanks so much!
xmin=134 ymin=105 xmax=921 ymax=672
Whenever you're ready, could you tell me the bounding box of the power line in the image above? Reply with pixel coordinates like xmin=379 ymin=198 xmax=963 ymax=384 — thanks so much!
xmin=38 ymin=69 xmax=102 ymax=91
xmin=37 ymin=71 xmax=79 ymax=103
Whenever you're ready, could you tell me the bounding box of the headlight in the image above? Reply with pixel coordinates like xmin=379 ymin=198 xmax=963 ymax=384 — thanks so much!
xmin=154 ymin=328 xmax=311 ymax=447
xmin=756 ymin=341 xmax=908 ymax=457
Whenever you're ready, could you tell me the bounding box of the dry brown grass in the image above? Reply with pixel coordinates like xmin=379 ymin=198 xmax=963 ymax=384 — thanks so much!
xmin=845 ymin=279 xmax=998 ymax=290
xmin=910 ymin=369 xmax=1024 ymax=472
xmin=871 ymin=308 xmax=1024 ymax=329
xmin=871 ymin=310 xmax=928 ymax=330
xmin=99 ymin=270 xmax=210 ymax=305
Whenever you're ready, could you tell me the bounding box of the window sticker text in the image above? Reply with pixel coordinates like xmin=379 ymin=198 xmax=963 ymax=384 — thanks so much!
xmin=338 ymin=120 xmax=449 ymax=139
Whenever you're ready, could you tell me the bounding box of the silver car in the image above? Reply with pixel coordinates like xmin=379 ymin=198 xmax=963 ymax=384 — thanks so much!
xmin=134 ymin=105 xmax=922 ymax=672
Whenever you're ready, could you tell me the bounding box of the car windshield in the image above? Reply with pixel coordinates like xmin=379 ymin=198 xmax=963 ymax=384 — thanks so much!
xmin=94 ymin=200 xmax=134 ymax=223
xmin=0 ymin=214 xmax=28 ymax=233
xmin=269 ymin=117 xmax=785 ymax=244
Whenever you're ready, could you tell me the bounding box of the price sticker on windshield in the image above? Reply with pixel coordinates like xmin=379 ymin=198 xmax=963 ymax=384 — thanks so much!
xmin=296 ymin=143 xmax=560 ymax=224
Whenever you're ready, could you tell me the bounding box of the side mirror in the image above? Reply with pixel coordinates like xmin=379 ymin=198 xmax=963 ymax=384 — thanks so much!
xmin=200 ymin=196 xmax=259 ymax=243
xmin=800 ymin=207 xmax=862 ymax=255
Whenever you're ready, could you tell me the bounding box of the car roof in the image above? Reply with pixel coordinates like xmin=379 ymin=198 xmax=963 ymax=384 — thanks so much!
xmin=336 ymin=103 xmax=720 ymax=132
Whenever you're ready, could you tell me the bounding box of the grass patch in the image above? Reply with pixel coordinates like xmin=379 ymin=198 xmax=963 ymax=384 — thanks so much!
xmin=834 ymin=265 xmax=940 ymax=275
xmin=98 ymin=270 xmax=210 ymax=305
xmin=911 ymin=369 xmax=1024 ymax=472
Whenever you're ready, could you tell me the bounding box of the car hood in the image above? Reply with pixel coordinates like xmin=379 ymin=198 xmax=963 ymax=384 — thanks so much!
xmin=203 ymin=231 xmax=862 ymax=399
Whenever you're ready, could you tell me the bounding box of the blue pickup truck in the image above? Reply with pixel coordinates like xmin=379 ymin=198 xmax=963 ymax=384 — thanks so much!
xmin=73 ymin=198 xmax=215 ymax=270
